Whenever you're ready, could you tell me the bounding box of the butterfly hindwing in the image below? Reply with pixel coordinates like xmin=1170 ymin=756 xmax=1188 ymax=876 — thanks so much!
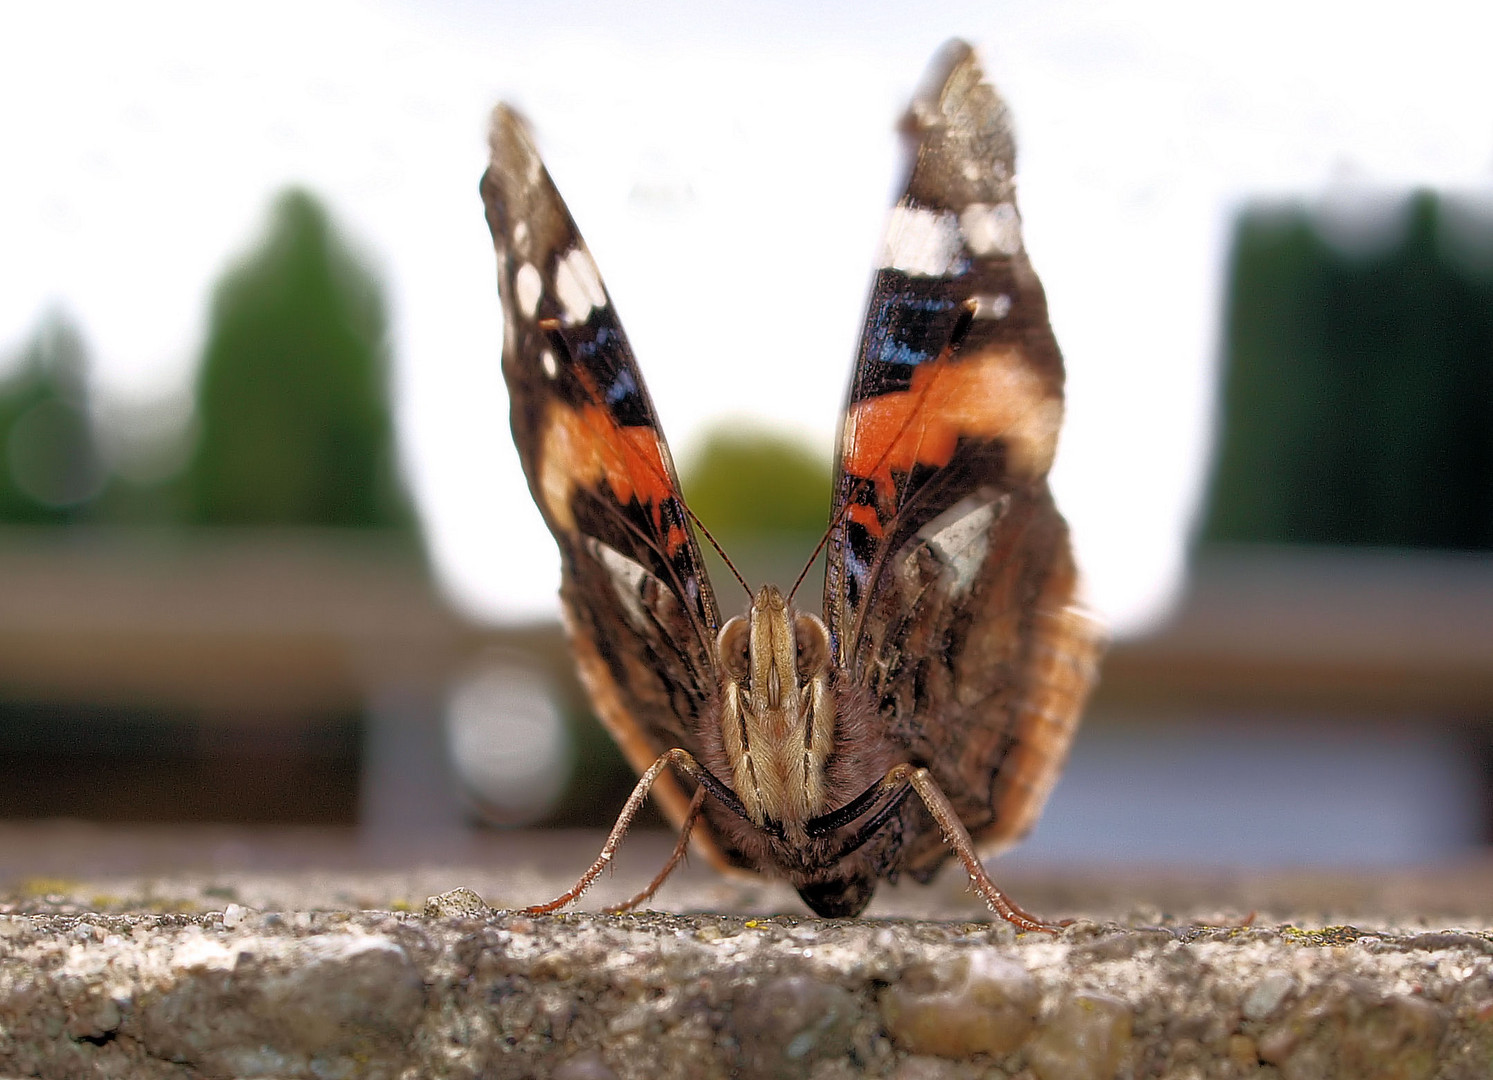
xmin=827 ymin=43 xmax=1104 ymax=873
xmin=484 ymin=45 xmax=1102 ymax=910
xmin=483 ymin=107 xmax=731 ymax=852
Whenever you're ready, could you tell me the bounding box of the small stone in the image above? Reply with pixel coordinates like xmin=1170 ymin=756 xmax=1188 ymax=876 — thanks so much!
xmin=0 ymin=915 xmax=34 ymax=937
xmin=553 ymin=1049 xmax=621 ymax=1080
xmin=729 ymin=973 xmax=858 ymax=1079
xmin=880 ymin=950 xmax=1038 ymax=1058
xmin=1260 ymin=991 xmax=1444 ymax=1080
xmin=1339 ymin=996 xmax=1443 ymax=1080
xmin=1167 ymin=1036 xmax=1204 ymax=1067
xmin=531 ymin=952 xmax=574 ymax=981
xmin=887 ymin=1055 xmax=967 ymax=1080
xmin=1256 ymin=1018 xmax=1299 ymax=1065
xmin=1027 ymin=993 xmax=1132 ymax=1080
xmin=65 ymin=992 xmax=122 ymax=1040
xmin=607 ymin=1005 xmax=652 ymax=1036
xmin=810 ymin=1060 xmax=867 ymax=1080
xmin=423 ymin=887 xmax=490 ymax=919
xmin=1228 ymin=1033 xmax=1258 ymax=1067
xmin=135 ymin=932 xmax=424 ymax=1075
xmin=1242 ymin=972 xmax=1295 ymax=1020
xmin=270 ymin=935 xmax=425 ymax=1048
xmin=222 ymin=903 xmax=249 ymax=929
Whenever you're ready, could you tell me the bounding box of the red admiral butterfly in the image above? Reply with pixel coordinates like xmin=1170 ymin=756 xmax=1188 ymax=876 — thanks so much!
xmin=481 ymin=41 xmax=1103 ymax=929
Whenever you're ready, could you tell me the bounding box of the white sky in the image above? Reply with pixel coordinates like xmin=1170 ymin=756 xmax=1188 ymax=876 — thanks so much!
xmin=2 ymin=0 xmax=1491 ymax=634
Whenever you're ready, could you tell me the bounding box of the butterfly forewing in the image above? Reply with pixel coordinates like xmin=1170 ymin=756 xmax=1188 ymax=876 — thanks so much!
xmin=827 ymin=42 xmax=1104 ymax=873
xmin=482 ymin=107 xmax=734 ymax=855
xmin=484 ymin=44 xmax=1103 ymax=919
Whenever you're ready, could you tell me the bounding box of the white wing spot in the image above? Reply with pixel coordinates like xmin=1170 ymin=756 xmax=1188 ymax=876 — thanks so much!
xmin=589 ymin=538 xmax=665 ymax=636
xmin=541 ymin=349 xmax=558 ymax=379
xmin=879 ymin=203 xmax=964 ymax=277
xmin=515 ymin=263 xmax=543 ymax=319
xmin=972 ymin=293 xmax=1013 ymax=319
xmin=960 ymin=202 xmax=1022 ymax=256
xmin=554 ymin=247 xmax=607 ymax=324
xmin=905 ymin=492 xmax=1007 ymax=595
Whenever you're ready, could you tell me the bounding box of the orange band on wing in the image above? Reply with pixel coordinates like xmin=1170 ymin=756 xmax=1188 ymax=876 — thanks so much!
xmin=539 ymin=399 xmax=680 ymax=548
xmin=843 ymin=347 xmax=1062 ymax=504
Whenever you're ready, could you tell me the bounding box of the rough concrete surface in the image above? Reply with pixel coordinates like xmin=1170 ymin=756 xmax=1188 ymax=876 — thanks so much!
xmin=3 ymin=825 xmax=1493 ymax=1079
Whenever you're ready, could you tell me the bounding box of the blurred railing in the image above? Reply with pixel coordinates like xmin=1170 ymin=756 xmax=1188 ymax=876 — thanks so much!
xmin=2 ymin=530 xmax=1490 ymax=862
xmin=1103 ymin=545 xmax=1493 ymax=718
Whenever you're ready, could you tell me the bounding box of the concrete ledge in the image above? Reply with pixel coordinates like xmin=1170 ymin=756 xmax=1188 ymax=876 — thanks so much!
xmin=4 ymin=884 xmax=1492 ymax=1079
xmin=5 ymin=828 xmax=1493 ymax=1078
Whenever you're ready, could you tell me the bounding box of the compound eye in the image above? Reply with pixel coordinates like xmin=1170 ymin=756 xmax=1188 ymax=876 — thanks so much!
xmin=717 ymin=617 xmax=751 ymax=684
xmin=793 ymin=614 xmax=830 ymax=679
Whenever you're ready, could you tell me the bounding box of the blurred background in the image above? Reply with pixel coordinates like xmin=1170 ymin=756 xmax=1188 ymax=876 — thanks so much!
xmin=2 ymin=1 xmax=1492 ymax=881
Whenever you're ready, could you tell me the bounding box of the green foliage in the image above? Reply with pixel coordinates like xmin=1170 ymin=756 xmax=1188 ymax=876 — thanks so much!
xmin=1201 ymin=192 xmax=1493 ymax=551
xmin=0 ymin=312 xmax=106 ymax=523
xmin=681 ymin=426 xmax=831 ymax=544
xmin=183 ymin=189 xmax=412 ymax=532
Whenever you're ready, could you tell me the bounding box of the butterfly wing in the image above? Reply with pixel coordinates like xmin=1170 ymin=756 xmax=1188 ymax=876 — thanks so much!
xmin=826 ymin=42 xmax=1104 ymax=876
xmin=483 ymin=107 xmax=736 ymax=862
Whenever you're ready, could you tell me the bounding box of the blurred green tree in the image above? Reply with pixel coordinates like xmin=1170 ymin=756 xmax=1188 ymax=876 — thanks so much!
xmin=679 ymin=426 xmax=832 ymax=604
xmin=0 ymin=311 xmax=107 ymax=523
xmin=1201 ymin=191 xmax=1493 ymax=550
xmin=681 ymin=427 xmax=831 ymax=545
xmin=182 ymin=188 xmax=413 ymax=533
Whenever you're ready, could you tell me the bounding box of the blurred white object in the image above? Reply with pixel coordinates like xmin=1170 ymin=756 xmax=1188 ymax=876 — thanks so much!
xmin=446 ymin=658 xmax=571 ymax=825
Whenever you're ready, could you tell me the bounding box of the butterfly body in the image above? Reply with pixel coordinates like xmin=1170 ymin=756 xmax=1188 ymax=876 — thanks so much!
xmin=483 ymin=41 xmax=1103 ymax=923
xmin=702 ymin=585 xmax=906 ymax=916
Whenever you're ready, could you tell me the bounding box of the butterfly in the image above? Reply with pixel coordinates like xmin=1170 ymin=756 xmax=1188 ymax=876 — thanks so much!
xmin=480 ymin=40 xmax=1103 ymax=929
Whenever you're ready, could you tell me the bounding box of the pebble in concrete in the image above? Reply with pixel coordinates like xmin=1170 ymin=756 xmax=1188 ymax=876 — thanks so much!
xmin=133 ymin=929 xmax=425 ymax=1078
xmin=553 ymin=1049 xmax=622 ymax=1080
xmin=878 ymin=950 xmax=1037 ymax=1057
xmin=728 ymin=974 xmax=858 ymax=1079
xmin=1025 ymin=992 xmax=1132 ymax=1080
xmin=1241 ymin=970 xmax=1295 ymax=1020
xmin=1257 ymin=990 xmax=1443 ymax=1080
xmin=884 ymin=1056 xmax=979 ymax=1080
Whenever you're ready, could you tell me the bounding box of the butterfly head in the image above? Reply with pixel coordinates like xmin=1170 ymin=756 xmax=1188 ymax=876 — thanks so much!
xmin=715 ymin=585 xmax=836 ymax=835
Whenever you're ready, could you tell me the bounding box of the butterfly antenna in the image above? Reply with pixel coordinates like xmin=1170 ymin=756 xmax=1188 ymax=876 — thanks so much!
xmin=679 ymin=501 xmax=753 ymax=600
xmin=786 ymin=298 xmax=977 ymax=607
xmin=539 ymin=318 xmax=753 ymax=602
xmin=787 ymin=519 xmax=835 ymax=603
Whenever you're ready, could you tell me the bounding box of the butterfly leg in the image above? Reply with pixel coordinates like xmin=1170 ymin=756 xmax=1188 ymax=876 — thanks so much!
xmin=602 ymin=785 xmax=707 ymax=914
xmin=887 ymin=763 xmax=1071 ymax=934
xmin=523 ymin=748 xmax=713 ymax=916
